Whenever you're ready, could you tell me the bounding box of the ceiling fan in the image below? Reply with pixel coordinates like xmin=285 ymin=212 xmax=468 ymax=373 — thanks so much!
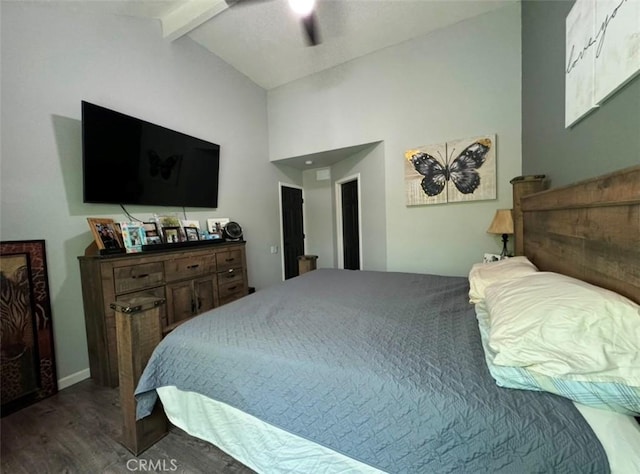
xmin=288 ymin=0 xmax=320 ymax=46
xmin=231 ymin=0 xmax=321 ymax=46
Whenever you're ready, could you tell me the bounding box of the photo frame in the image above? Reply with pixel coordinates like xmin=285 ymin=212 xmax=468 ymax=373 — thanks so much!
xmin=87 ymin=218 xmax=122 ymax=250
xmin=159 ymin=215 xmax=181 ymax=228
xmin=1 ymin=240 xmax=57 ymax=416
xmin=162 ymin=226 xmax=182 ymax=244
xmin=142 ymin=222 xmax=162 ymax=245
xmin=181 ymin=219 xmax=200 ymax=230
xmin=207 ymin=218 xmax=229 ymax=234
xmin=120 ymin=222 xmax=146 ymax=253
xmin=184 ymin=226 xmax=200 ymax=242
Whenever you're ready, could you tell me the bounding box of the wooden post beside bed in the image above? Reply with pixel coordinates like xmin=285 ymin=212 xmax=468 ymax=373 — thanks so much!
xmin=112 ymin=296 xmax=169 ymax=455
xmin=510 ymin=174 xmax=548 ymax=256
xmin=512 ymin=165 xmax=640 ymax=304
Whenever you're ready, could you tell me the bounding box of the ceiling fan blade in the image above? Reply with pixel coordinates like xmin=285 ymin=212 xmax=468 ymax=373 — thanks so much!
xmin=302 ymin=12 xmax=320 ymax=46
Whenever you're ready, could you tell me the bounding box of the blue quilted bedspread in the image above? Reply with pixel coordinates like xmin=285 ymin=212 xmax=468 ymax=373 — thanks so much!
xmin=136 ymin=269 xmax=609 ymax=473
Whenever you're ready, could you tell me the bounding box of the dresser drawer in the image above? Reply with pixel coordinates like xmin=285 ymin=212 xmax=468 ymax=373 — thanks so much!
xmin=216 ymin=249 xmax=242 ymax=272
xmin=113 ymin=262 xmax=164 ymax=294
xmin=218 ymin=279 xmax=246 ymax=305
xmin=165 ymin=254 xmax=216 ymax=282
xmin=217 ymin=267 xmax=244 ymax=286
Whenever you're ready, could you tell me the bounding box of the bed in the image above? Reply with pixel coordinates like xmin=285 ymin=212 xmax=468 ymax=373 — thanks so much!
xmin=134 ymin=165 xmax=640 ymax=473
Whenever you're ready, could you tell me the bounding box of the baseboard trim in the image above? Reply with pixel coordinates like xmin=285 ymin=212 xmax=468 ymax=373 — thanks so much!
xmin=58 ymin=368 xmax=91 ymax=390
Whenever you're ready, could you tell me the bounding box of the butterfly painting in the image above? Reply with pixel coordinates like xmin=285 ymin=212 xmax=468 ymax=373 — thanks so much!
xmin=404 ymin=135 xmax=496 ymax=206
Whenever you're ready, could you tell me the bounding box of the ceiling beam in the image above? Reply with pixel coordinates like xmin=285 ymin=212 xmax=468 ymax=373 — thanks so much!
xmin=161 ymin=0 xmax=230 ymax=42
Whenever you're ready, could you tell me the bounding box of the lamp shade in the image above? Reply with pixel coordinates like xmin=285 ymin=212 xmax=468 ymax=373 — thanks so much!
xmin=487 ymin=209 xmax=514 ymax=235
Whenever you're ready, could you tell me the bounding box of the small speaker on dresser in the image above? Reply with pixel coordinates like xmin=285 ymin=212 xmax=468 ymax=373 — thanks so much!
xmin=223 ymin=222 xmax=243 ymax=241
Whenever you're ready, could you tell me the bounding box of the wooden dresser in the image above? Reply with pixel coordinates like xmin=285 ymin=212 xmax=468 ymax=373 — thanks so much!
xmin=78 ymin=241 xmax=248 ymax=387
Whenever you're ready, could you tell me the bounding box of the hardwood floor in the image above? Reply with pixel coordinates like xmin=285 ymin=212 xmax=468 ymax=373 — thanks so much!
xmin=1 ymin=379 xmax=255 ymax=473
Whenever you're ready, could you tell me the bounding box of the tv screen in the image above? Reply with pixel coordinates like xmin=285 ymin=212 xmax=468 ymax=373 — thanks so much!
xmin=82 ymin=101 xmax=220 ymax=208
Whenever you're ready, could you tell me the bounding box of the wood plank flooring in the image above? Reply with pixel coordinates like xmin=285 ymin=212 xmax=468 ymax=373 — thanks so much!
xmin=1 ymin=379 xmax=255 ymax=473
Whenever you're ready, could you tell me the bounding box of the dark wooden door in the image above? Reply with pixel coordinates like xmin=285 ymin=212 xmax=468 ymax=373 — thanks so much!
xmin=341 ymin=179 xmax=360 ymax=270
xmin=281 ymin=186 xmax=305 ymax=279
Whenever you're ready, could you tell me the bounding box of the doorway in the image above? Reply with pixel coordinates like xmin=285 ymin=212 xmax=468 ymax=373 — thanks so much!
xmin=280 ymin=184 xmax=305 ymax=280
xmin=336 ymin=175 xmax=362 ymax=270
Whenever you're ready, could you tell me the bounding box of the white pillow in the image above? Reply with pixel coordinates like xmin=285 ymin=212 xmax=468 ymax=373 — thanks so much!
xmin=485 ymin=272 xmax=640 ymax=386
xmin=468 ymin=256 xmax=538 ymax=304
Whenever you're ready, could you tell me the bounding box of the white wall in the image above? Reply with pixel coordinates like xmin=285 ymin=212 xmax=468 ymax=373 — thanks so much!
xmin=302 ymin=169 xmax=335 ymax=268
xmin=0 ymin=2 xmax=298 ymax=385
xmin=302 ymin=142 xmax=386 ymax=271
xmin=268 ymin=4 xmax=523 ymax=276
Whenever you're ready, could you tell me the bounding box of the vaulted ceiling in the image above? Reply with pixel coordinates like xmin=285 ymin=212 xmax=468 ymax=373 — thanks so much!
xmin=64 ymin=0 xmax=517 ymax=90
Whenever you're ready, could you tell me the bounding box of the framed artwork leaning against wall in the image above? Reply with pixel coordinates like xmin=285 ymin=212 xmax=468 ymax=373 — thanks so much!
xmin=0 ymin=240 xmax=57 ymax=416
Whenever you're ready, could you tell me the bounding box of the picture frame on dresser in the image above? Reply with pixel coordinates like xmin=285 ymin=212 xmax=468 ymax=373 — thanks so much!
xmin=184 ymin=226 xmax=200 ymax=241
xmin=87 ymin=217 xmax=122 ymax=250
xmin=207 ymin=218 xmax=229 ymax=234
xmin=120 ymin=222 xmax=147 ymax=253
xmin=162 ymin=226 xmax=182 ymax=243
xmin=181 ymin=219 xmax=200 ymax=230
xmin=142 ymin=222 xmax=162 ymax=245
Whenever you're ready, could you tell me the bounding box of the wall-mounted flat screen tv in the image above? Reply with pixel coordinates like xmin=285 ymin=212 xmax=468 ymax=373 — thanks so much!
xmin=82 ymin=101 xmax=220 ymax=208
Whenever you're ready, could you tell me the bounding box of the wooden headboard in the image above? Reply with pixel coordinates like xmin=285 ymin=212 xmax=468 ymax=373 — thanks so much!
xmin=513 ymin=165 xmax=640 ymax=304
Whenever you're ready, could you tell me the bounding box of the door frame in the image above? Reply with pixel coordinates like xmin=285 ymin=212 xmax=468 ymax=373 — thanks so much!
xmin=335 ymin=174 xmax=363 ymax=269
xmin=278 ymin=182 xmax=306 ymax=281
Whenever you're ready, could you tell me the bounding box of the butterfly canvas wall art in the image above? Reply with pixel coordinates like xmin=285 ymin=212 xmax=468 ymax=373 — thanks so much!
xmin=404 ymin=134 xmax=496 ymax=206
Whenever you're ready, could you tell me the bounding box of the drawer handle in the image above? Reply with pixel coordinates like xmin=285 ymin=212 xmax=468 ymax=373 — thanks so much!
xmin=132 ymin=273 xmax=149 ymax=279
xmin=187 ymin=264 xmax=200 ymax=270
xmin=225 ymin=258 xmax=235 ymax=262
xmin=227 ymin=285 xmax=237 ymax=291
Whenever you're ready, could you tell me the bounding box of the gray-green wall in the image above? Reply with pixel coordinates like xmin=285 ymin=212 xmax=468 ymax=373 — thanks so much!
xmin=0 ymin=2 xmax=299 ymax=386
xmin=521 ymin=0 xmax=640 ymax=186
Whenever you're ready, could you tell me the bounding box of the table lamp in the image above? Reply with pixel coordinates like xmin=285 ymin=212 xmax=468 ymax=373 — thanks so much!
xmin=487 ymin=209 xmax=514 ymax=257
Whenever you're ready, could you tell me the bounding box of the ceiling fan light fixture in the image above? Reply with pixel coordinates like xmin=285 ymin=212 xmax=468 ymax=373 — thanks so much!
xmin=288 ymin=0 xmax=316 ymax=17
